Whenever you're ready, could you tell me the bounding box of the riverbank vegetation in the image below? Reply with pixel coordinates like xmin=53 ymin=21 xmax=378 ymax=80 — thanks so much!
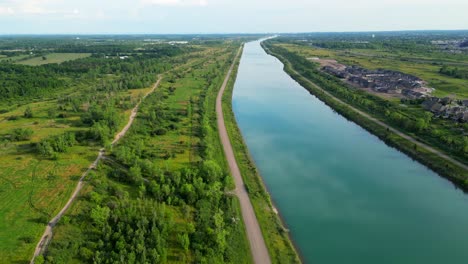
xmin=263 ymin=36 xmax=468 ymax=190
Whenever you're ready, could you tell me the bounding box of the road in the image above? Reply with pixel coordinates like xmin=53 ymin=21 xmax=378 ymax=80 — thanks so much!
xmin=216 ymin=47 xmax=272 ymax=264
xmin=275 ymin=49 xmax=468 ymax=172
xmin=31 ymin=77 xmax=162 ymax=263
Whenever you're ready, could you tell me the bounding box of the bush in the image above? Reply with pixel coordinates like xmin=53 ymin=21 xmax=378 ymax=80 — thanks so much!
xmin=10 ymin=128 xmax=34 ymax=141
xmin=24 ymin=106 xmax=33 ymax=118
xmin=154 ymin=128 xmax=167 ymax=135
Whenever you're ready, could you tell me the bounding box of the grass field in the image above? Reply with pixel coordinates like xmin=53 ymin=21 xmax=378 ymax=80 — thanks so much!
xmin=0 ymin=54 xmax=31 ymax=63
xmin=280 ymin=43 xmax=468 ymax=98
xmin=16 ymin=53 xmax=91 ymax=66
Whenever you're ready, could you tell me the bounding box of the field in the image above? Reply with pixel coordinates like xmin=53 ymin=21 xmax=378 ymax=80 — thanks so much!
xmin=16 ymin=53 xmax=91 ymax=66
xmin=0 ymin=54 xmax=31 ymax=63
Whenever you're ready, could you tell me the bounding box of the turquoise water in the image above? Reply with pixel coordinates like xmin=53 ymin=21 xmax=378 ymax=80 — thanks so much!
xmin=232 ymin=40 xmax=468 ymax=264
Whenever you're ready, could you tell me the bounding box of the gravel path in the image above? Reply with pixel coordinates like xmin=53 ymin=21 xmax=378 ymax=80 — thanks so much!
xmin=216 ymin=47 xmax=272 ymax=264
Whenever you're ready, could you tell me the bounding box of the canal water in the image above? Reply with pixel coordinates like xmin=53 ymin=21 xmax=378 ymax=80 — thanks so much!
xmin=232 ymin=40 xmax=468 ymax=263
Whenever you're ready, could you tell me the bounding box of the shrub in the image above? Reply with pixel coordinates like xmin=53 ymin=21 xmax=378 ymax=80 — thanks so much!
xmin=10 ymin=128 xmax=34 ymax=141
xmin=154 ymin=128 xmax=167 ymax=135
xmin=24 ymin=106 xmax=33 ymax=118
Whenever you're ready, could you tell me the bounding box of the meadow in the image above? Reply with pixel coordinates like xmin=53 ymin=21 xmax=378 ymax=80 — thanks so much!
xmin=16 ymin=53 xmax=91 ymax=66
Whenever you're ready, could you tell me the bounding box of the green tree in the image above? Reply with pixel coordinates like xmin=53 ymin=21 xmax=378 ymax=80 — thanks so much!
xmin=90 ymin=205 xmax=110 ymax=228
xmin=10 ymin=128 xmax=34 ymax=141
xmin=178 ymin=233 xmax=190 ymax=253
xmin=24 ymin=106 xmax=33 ymax=118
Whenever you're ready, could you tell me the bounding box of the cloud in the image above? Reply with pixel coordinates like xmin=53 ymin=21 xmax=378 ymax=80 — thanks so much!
xmin=0 ymin=0 xmax=80 ymax=15
xmin=0 ymin=6 xmax=14 ymax=15
xmin=141 ymin=0 xmax=208 ymax=7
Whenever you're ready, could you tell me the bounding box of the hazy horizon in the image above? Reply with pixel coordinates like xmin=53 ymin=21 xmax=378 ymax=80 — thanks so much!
xmin=1 ymin=0 xmax=467 ymax=34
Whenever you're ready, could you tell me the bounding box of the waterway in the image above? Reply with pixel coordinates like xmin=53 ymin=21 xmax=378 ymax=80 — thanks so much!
xmin=232 ymin=40 xmax=468 ymax=263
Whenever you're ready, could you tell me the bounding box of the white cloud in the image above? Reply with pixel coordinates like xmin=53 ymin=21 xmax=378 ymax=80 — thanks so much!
xmin=0 ymin=6 xmax=14 ymax=15
xmin=0 ymin=0 xmax=80 ymax=15
xmin=141 ymin=0 xmax=208 ymax=7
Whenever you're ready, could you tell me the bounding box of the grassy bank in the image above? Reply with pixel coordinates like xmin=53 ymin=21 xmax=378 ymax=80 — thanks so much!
xmin=263 ymin=43 xmax=468 ymax=192
xmin=222 ymin=45 xmax=302 ymax=264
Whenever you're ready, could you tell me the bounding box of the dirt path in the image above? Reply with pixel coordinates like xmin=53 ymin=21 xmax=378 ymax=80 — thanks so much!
xmin=276 ymin=50 xmax=468 ymax=171
xmin=216 ymin=47 xmax=271 ymax=264
xmin=31 ymin=77 xmax=162 ymax=263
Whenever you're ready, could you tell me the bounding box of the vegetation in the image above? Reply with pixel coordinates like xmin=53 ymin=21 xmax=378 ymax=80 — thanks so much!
xmin=439 ymin=65 xmax=468 ymax=80
xmin=0 ymin=35 xmax=262 ymax=263
xmin=40 ymin=41 xmax=256 ymax=263
xmin=16 ymin=53 xmax=91 ymax=66
xmin=263 ymin=38 xmax=468 ymax=190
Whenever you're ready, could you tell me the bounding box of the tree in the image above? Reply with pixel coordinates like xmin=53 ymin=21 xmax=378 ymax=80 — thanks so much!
xmin=24 ymin=106 xmax=33 ymax=118
xmin=178 ymin=233 xmax=190 ymax=253
xmin=37 ymin=140 xmax=54 ymax=157
xmin=201 ymin=160 xmax=223 ymax=183
xmin=47 ymin=108 xmax=57 ymax=118
xmin=10 ymin=128 xmax=34 ymax=141
xmin=90 ymin=205 xmax=110 ymax=228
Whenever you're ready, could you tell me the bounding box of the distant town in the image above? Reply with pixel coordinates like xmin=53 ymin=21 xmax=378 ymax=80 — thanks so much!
xmin=313 ymin=57 xmax=468 ymax=122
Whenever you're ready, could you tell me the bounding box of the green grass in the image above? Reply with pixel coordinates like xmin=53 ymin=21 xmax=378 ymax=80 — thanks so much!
xmin=222 ymin=46 xmax=301 ymax=264
xmin=16 ymin=53 xmax=91 ymax=66
xmin=0 ymin=54 xmax=31 ymax=63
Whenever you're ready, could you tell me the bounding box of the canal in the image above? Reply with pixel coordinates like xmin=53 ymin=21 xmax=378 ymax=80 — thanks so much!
xmin=232 ymin=40 xmax=468 ymax=263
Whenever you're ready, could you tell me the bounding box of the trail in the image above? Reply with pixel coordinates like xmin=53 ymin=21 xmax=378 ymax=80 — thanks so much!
xmin=216 ymin=47 xmax=272 ymax=264
xmin=30 ymin=77 xmax=162 ymax=263
xmin=270 ymin=46 xmax=468 ymax=172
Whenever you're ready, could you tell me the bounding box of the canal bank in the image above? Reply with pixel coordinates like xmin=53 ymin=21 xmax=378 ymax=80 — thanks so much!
xmin=232 ymin=39 xmax=468 ymax=263
xmin=222 ymin=44 xmax=301 ymax=264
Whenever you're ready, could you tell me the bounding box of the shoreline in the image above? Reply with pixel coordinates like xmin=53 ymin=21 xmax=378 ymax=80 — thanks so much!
xmin=222 ymin=42 xmax=302 ymax=263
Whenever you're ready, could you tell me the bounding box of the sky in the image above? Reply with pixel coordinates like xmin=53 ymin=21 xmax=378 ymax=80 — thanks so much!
xmin=0 ymin=0 xmax=467 ymax=34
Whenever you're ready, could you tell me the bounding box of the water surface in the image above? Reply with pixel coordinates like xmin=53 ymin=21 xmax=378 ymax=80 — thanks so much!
xmin=232 ymin=40 xmax=468 ymax=263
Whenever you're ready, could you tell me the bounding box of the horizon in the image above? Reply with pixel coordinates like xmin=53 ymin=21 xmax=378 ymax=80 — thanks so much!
xmin=1 ymin=0 xmax=468 ymax=34
xmin=1 ymin=29 xmax=468 ymax=36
